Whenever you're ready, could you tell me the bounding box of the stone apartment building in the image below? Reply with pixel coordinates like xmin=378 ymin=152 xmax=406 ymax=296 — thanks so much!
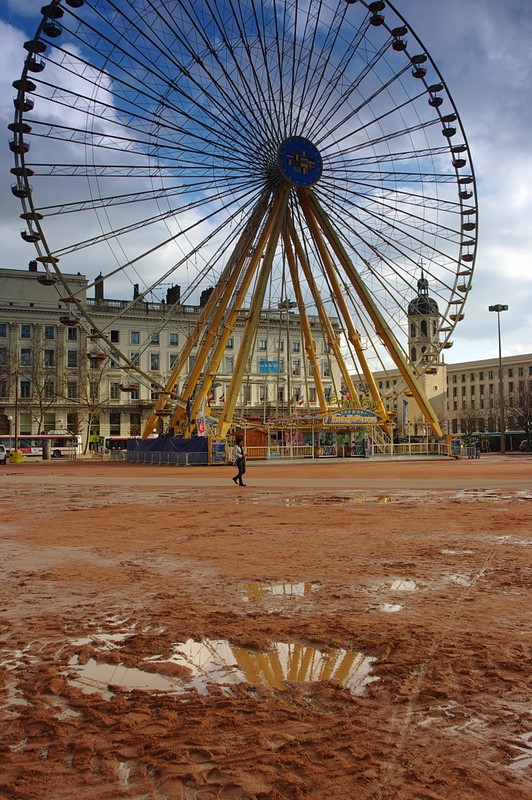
xmin=0 ymin=265 xmax=341 ymax=444
xmin=353 ymin=276 xmax=531 ymax=438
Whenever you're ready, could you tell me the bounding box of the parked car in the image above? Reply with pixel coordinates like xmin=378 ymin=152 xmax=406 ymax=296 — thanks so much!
xmin=519 ymin=440 xmax=532 ymax=452
xmin=0 ymin=444 xmax=7 ymax=465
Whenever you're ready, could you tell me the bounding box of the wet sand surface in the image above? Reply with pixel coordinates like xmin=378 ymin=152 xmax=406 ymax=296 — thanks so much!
xmin=1 ymin=456 xmax=531 ymax=799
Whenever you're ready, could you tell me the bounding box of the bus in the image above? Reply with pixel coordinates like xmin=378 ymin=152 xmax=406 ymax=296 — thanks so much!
xmin=0 ymin=433 xmax=83 ymax=459
xmin=99 ymin=435 xmax=129 ymax=454
xmin=98 ymin=435 xmax=158 ymax=455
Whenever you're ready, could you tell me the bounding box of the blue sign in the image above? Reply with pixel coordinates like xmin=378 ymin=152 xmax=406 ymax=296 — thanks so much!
xmin=259 ymin=359 xmax=281 ymax=374
xmin=210 ymin=439 xmax=227 ymax=464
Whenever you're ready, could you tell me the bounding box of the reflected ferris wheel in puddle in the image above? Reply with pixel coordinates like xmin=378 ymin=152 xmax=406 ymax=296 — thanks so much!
xmin=11 ymin=0 xmax=476 ymax=437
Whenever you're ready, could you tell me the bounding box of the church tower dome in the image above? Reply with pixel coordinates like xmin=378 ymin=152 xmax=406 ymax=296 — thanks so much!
xmin=408 ymin=271 xmax=441 ymax=365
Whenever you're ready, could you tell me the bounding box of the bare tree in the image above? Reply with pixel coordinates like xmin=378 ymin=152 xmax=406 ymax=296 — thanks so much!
xmin=71 ymin=359 xmax=112 ymax=453
xmin=511 ymin=382 xmax=532 ymax=445
xmin=457 ymin=402 xmax=482 ymax=442
xmin=9 ymin=348 xmax=60 ymax=434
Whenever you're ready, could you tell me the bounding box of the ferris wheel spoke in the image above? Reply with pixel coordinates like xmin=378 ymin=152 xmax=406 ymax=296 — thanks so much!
xmin=55 ymin=18 xmax=261 ymax=159
xmin=316 ymin=183 xmax=459 ymax=296
xmin=269 ymin=0 xmax=292 ymax=133
xmin=322 ymin=198 xmax=460 ymax=320
xmin=324 ymin=194 xmax=460 ymax=291
xmin=76 ymin=191 xmax=268 ymax=323
xmin=35 ymin=178 xmax=239 ymax=216
xmin=322 ymin=94 xmax=438 ymax=159
xmin=52 ymin=180 xmax=263 ymax=262
xmin=31 ymin=75 xmax=257 ymax=166
xmin=190 ymin=0 xmax=283 ymax=143
xmin=308 ymin=36 xmax=401 ymax=145
xmin=293 ymin=0 xmax=351 ymax=136
xmin=135 ymin=0 xmax=278 ymax=148
xmin=321 ymin=172 xmax=466 ymax=223
xmin=244 ymin=0 xmax=286 ymax=135
xmin=337 ymin=144 xmax=452 ymax=168
xmin=38 ymin=183 xmax=262 ymax=259
xmin=289 ymin=0 xmax=333 ymax=136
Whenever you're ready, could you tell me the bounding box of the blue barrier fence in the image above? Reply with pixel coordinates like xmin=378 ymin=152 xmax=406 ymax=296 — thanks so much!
xmin=126 ymin=437 xmax=208 ymax=466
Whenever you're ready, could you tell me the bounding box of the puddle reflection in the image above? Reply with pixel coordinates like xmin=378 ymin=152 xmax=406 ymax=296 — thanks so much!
xmin=68 ymin=638 xmax=378 ymax=698
xmin=445 ymin=573 xmax=473 ymax=587
xmin=68 ymin=657 xmax=185 ymax=698
xmin=242 ymin=581 xmax=316 ymax=602
xmin=284 ymin=493 xmax=390 ymax=507
xmin=386 ymin=579 xmax=418 ymax=592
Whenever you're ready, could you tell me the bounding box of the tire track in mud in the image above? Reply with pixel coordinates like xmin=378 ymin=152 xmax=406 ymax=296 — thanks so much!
xmin=369 ymin=533 xmax=519 ymax=800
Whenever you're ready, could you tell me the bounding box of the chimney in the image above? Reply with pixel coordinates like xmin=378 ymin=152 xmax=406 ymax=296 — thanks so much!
xmin=28 ymin=259 xmax=37 ymax=272
xmin=95 ymin=272 xmax=104 ymax=301
xmin=166 ymin=285 xmax=181 ymax=305
xmin=199 ymin=287 xmax=214 ymax=307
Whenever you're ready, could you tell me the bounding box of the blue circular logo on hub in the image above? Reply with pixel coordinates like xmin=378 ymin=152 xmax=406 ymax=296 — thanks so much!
xmin=278 ymin=137 xmax=322 ymax=187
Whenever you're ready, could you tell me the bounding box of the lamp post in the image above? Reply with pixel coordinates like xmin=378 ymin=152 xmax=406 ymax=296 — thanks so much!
xmin=278 ymin=299 xmax=297 ymax=416
xmin=13 ymin=368 xmax=19 ymax=454
xmin=488 ymin=304 xmax=508 ymax=453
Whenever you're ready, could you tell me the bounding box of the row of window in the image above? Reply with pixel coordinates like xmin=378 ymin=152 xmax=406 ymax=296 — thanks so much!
xmin=0 ymin=323 xmax=182 ymax=347
xmin=0 ymin=323 xmax=315 ymax=355
xmin=0 ymin=379 xmax=332 ymax=404
xmin=449 ymin=366 xmax=532 ymax=382
xmin=0 ymin=323 xmax=78 ymax=341
xmin=449 ymin=416 xmax=519 ymax=435
xmin=0 ymin=346 xmax=82 ymax=369
xmin=360 ymin=371 xmax=532 ymax=395
xmin=2 ymin=325 xmax=336 ymax=362
xmin=451 ymin=380 xmax=528 ymax=398
xmin=0 ymin=344 xmax=335 ymax=377
xmin=10 ymin=411 xmax=143 ymax=439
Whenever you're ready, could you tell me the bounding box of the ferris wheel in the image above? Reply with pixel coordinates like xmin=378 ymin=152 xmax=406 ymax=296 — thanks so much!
xmin=10 ymin=0 xmax=477 ymax=439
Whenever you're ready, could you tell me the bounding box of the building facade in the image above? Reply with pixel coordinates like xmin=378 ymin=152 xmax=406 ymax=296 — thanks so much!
xmin=0 ymin=266 xmax=341 ymax=445
xmin=2 ymin=264 xmax=529 ymax=445
xmin=353 ymin=276 xmax=532 ymax=439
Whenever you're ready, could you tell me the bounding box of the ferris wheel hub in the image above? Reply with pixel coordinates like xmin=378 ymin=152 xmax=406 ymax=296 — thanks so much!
xmin=277 ymin=137 xmax=322 ymax=187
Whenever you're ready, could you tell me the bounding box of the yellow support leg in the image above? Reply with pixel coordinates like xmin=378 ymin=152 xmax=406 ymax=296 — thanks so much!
xmin=299 ymin=189 xmax=442 ymax=438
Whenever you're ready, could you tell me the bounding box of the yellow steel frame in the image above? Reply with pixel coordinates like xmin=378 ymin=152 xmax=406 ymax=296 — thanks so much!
xmin=298 ymin=188 xmax=442 ymax=437
xmin=142 ymin=176 xmax=442 ymax=440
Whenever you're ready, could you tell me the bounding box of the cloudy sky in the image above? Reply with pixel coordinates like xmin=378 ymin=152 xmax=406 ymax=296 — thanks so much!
xmin=2 ymin=0 xmax=531 ymax=365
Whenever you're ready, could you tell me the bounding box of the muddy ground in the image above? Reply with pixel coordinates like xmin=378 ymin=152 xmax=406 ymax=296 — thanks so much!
xmin=0 ymin=456 xmax=531 ymax=799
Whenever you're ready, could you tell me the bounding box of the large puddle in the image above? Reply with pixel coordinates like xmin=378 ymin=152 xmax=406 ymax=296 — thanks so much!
xmin=284 ymin=494 xmax=391 ymax=506
xmin=67 ymin=638 xmax=378 ymax=699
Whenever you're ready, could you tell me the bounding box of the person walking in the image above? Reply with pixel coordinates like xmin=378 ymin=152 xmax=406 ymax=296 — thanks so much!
xmin=232 ymin=437 xmax=246 ymax=486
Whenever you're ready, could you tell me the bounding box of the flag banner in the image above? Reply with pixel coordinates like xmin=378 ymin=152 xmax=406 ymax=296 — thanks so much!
xmin=402 ymin=399 xmax=408 ymax=426
xmin=196 ymin=397 xmax=206 ymax=437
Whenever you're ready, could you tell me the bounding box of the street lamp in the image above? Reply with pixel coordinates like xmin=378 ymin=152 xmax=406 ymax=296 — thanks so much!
xmin=278 ymin=299 xmax=297 ymax=416
xmin=488 ymin=304 xmax=508 ymax=453
xmin=13 ymin=367 xmax=19 ymax=454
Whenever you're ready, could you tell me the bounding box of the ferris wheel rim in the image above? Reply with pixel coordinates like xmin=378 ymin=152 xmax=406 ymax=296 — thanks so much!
xmin=11 ymin=0 xmax=477 ymax=398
